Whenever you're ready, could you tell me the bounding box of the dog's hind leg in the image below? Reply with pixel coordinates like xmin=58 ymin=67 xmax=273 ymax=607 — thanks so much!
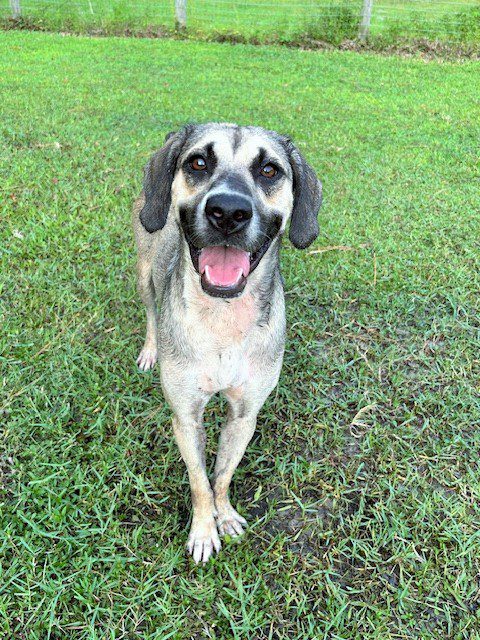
xmin=136 ymin=256 xmax=158 ymax=371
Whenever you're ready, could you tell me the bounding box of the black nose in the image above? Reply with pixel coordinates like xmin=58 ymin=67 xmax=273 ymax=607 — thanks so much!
xmin=205 ymin=193 xmax=253 ymax=235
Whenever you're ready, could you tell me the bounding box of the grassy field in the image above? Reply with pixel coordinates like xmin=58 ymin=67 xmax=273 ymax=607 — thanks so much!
xmin=1 ymin=0 xmax=480 ymax=44
xmin=2 ymin=30 xmax=480 ymax=638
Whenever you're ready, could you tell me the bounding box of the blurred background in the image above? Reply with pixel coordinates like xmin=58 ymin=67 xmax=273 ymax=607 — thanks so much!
xmin=2 ymin=0 xmax=480 ymax=47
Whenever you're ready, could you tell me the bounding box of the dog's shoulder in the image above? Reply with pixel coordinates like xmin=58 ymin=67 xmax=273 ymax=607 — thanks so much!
xmin=132 ymin=192 xmax=145 ymax=225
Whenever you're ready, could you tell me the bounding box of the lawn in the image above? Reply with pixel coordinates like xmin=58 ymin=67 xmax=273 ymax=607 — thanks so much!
xmin=1 ymin=30 xmax=480 ymax=638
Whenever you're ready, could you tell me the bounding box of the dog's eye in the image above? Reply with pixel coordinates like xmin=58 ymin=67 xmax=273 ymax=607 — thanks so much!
xmin=191 ymin=156 xmax=207 ymax=171
xmin=261 ymin=164 xmax=277 ymax=178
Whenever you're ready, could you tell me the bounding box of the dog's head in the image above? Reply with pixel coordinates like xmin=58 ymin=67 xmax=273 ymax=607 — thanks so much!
xmin=140 ymin=123 xmax=322 ymax=298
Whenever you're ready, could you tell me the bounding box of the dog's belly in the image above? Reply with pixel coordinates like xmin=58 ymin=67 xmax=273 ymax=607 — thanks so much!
xmin=200 ymin=345 xmax=250 ymax=395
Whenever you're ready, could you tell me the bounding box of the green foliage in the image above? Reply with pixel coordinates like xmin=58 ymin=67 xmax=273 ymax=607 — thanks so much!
xmin=378 ymin=4 xmax=480 ymax=44
xmin=298 ymin=2 xmax=358 ymax=44
xmin=445 ymin=4 xmax=480 ymax=42
xmin=1 ymin=31 xmax=480 ymax=638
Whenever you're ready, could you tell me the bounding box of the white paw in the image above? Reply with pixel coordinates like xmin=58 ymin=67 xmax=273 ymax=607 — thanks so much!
xmin=216 ymin=506 xmax=247 ymax=537
xmin=136 ymin=345 xmax=157 ymax=371
xmin=187 ymin=517 xmax=221 ymax=564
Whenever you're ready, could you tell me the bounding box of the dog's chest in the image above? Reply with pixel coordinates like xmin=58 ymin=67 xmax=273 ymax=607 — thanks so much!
xmin=200 ymin=345 xmax=249 ymax=394
xmin=189 ymin=293 xmax=258 ymax=394
xmin=195 ymin=292 xmax=257 ymax=341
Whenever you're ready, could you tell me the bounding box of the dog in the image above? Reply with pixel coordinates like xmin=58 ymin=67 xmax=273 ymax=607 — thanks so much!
xmin=132 ymin=123 xmax=322 ymax=563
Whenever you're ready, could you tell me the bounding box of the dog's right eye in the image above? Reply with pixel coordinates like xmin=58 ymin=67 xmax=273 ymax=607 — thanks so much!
xmin=191 ymin=157 xmax=207 ymax=171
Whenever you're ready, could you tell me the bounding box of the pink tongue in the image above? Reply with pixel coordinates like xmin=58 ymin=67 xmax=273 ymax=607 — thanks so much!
xmin=199 ymin=246 xmax=250 ymax=287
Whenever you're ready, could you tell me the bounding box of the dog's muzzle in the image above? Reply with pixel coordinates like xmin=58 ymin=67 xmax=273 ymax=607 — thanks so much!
xmin=181 ymin=193 xmax=277 ymax=299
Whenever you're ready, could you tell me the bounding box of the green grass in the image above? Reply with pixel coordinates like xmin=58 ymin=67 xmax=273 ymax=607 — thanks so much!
xmin=2 ymin=30 xmax=480 ymax=638
xmin=1 ymin=0 xmax=480 ymax=44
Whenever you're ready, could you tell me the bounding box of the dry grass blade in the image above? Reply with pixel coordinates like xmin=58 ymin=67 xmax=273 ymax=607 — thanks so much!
xmin=308 ymin=243 xmax=370 ymax=255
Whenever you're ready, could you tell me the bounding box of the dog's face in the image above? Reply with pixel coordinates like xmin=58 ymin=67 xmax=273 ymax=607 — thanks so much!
xmin=140 ymin=123 xmax=322 ymax=298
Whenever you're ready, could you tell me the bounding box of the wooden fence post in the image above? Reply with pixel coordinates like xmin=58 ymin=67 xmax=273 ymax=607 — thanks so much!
xmin=358 ymin=0 xmax=373 ymax=40
xmin=10 ymin=0 xmax=21 ymax=18
xmin=175 ymin=0 xmax=187 ymax=29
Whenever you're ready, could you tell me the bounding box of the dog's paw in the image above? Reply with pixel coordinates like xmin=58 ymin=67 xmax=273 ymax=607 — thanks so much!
xmin=136 ymin=345 xmax=158 ymax=371
xmin=215 ymin=505 xmax=247 ymax=537
xmin=187 ymin=517 xmax=221 ymax=564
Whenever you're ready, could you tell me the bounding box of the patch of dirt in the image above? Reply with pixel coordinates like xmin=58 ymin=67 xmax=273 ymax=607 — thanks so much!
xmin=245 ymin=484 xmax=333 ymax=556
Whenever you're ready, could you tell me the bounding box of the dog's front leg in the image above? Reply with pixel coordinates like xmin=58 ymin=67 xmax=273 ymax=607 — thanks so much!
xmin=212 ymin=397 xmax=258 ymax=538
xmin=135 ymin=257 xmax=158 ymax=372
xmin=172 ymin=412 xmax=221 ymax=563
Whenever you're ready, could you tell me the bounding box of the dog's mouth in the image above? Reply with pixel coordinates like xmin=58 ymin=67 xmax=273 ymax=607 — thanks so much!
xmin=187 ymin=238 xmax=272 ymax=298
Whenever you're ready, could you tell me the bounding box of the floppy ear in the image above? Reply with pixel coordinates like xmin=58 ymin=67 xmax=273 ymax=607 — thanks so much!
xmin=287 ymin=145 xmax=322 ymax=249
xmin=139 ymin=126 xmax=191 ymax=233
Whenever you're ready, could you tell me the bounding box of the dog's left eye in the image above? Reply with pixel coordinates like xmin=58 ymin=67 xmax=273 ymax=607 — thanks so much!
xmin=261 ymin=164 xmax=277 ymax=178
xmin=191 ymin=156 xmax=207 ymax=171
